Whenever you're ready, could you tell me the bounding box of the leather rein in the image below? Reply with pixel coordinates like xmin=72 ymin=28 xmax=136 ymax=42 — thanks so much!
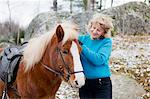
xmin=40 ymin=47 xmax=83 ymax=81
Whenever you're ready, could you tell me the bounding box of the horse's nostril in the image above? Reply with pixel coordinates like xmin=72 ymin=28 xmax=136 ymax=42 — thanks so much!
xmin=75 ymin=81 xmax=78 ymax=85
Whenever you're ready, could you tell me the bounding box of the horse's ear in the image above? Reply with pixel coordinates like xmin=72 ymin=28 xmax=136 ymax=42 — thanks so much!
xmin=56 ymin=25 xmax=64 ymax=42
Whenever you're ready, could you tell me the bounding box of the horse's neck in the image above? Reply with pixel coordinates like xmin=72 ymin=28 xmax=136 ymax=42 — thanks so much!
xmin=32 ymin=63 xmax=62 ymax=87
xmin=28 ymin=43 xmax=62 ymax=96
xmin=32 ymin=64 xmax=62 ymax=96
xmin=0 ymin=48 xmax=3 ymax=53
xmin=17 ymin=63 xmax=62 ymax=98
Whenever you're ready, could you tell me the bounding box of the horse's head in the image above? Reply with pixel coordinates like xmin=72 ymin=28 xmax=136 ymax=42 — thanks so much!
xmin=47 ymin=24 xmax=85 ymax=88
xmin=23 ymin=22 xmax=85 ymax=88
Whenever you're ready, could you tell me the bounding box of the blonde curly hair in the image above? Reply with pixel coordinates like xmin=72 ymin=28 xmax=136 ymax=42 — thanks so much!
xmin=87 ymin=13 xmax=113 ymax=38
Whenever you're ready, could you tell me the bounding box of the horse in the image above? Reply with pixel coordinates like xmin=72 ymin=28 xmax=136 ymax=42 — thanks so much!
xmin=1 ymin=23 xmax=85 ymax=99
xmin=0 ymin=48 xmax=3 ymax=53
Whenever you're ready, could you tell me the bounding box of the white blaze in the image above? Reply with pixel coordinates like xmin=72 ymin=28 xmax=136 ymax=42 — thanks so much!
xmin=70 ymin=42 xmax=85 ymax=88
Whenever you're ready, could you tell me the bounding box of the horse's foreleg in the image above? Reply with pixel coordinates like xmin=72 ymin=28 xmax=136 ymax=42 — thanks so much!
xmin=7 ymin=82 xmax=21 ymax=99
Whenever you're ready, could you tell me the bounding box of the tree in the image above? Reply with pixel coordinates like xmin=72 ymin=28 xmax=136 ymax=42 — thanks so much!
xmin=98 ymin=0 xmax=103 ymax=10
xmin=111 ymin=0 xmax=113 ymax=7
xmin=83 ymin=0 xmax=88 ymax=11
xmin=91 ymin=0 xmax=95 ymax=11
xmin=0 ymin=21 xmax=25 ymax=45
xmin=53 ymin=0 xmax=57 ymax=11
xmin=6 ymin=0 xmax=12 ymax=33
xmin=70 ymin=0 xmax=73 ymax=13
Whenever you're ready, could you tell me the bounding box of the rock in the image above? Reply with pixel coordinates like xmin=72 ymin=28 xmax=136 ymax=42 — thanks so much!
xmin=101 ymin=2 xmax=150 ymax=35
xmin=24 ymin=11 xmax=94 ymax=40
xmin=25 ymin=2 xmax=150 ymax=40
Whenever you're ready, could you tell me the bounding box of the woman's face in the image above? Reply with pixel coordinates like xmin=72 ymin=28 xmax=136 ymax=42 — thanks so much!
xmin=90 ymin=22 xmax=105 ymax=39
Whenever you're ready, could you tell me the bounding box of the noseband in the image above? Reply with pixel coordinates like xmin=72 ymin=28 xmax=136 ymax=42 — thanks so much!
xmin=40 ymin=47 xmax=83 ymax=82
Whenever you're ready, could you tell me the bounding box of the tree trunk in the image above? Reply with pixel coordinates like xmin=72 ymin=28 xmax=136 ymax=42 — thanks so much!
xmin=111 ymin=0 xmax=113 ymax=7
xmin=53 ymin=0 xmax=57 ymax=11
xmin=91 ymin=0 xmax=95 ymax=11
xmin=70 ymin=0 xmax=73 ymax=13
xmin=6 ymin=0 xmax=11 ymax=33
xmin=98 ymin=0 xmax=102 ymax=10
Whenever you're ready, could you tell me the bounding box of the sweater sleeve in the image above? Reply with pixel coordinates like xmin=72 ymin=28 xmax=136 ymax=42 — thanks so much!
xmin=78 ymin=35 xmax=85 ymax=43
xmin=81 ymin=39 xmax=112 ymax=66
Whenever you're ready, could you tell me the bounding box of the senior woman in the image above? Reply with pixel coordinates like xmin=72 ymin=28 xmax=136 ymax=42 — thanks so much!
xmin=79 ymin=14 xmax=113 ymax=99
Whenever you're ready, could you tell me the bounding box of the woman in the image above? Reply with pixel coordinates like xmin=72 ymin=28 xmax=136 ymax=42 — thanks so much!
xmin=79 ymin=14 xmax=113 ymax=99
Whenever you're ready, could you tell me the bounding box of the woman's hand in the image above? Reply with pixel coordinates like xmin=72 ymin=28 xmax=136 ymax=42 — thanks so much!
xmin=78 ymin=40 xmax=83 ymax=45
xmin=74 ymin=39 xmax=82 ymax=54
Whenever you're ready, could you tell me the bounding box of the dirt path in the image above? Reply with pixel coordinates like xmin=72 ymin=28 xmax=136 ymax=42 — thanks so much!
xmin=56 ymin=73 xmax=146 ymax=99
xmin=111 ymin=73 xmax=145 ymax=99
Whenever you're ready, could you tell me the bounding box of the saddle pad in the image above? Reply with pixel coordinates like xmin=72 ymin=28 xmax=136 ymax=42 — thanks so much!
xmin=0 ymin=47 xmax=22 ymax=84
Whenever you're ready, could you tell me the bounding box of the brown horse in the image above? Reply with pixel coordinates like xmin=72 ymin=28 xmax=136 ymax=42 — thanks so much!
xmin=0 ymin=48 xmax=3 ymax=53
xmin=3 ymin=23 xmax=85 ymax=98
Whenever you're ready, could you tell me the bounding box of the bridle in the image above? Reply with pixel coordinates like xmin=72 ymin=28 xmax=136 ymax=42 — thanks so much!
xmin=40 ymin=46 xmax=83 ymax=82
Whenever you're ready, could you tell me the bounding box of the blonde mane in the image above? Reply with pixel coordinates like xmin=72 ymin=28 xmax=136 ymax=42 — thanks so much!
xmin=23 ymin=22 xmax=79 ymax=71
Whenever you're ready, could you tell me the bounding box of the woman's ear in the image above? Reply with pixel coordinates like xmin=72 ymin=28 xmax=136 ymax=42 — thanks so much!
xmin=104 ymin=30 xmax=111 ymax=38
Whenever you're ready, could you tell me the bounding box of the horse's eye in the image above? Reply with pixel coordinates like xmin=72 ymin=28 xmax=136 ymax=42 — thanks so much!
xmin=62 ymin=49 xmax=69 ymax=54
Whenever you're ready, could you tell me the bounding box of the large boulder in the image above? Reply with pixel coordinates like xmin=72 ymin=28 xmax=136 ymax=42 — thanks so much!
xmin=101 ymin=1 xmax=150 ymax=35
xmin=25 ymin=1 xmax=150 ymax=40
xmin=24 ymin=11 xmax=94 ymax=40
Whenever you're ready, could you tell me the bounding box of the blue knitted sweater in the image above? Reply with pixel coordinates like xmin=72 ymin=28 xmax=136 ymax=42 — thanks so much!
xmin=79 ymin=34 xmax=112 ymax=79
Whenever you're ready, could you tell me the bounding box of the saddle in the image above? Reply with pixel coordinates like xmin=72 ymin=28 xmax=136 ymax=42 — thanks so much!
xmin=0 ymin=42 xmax=27 ymax=84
